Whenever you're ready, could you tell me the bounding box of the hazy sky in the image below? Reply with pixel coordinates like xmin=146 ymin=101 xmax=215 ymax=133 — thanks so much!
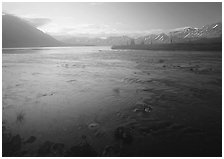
xmin=3 ymin=2 xmax=222 ymax=38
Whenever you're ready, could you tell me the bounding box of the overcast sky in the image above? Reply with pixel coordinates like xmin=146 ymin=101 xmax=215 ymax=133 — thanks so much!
xmin=3 ymin=2 xmax=222 ymax=38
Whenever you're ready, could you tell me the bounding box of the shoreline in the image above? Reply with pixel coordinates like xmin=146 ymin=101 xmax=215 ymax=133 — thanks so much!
xmin=111 ymin=43 xmax=222 ymax=51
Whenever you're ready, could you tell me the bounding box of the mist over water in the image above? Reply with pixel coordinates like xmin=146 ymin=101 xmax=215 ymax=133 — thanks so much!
xmin=2 ymin=46 xmax=222 ymax=156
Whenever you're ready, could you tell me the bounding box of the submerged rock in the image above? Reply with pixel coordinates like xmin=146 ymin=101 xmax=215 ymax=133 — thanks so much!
xmin=52 ymin=143 xmax=65 ymax=156
xmin=114 ymin=127 xmax=133 ymax=144
xmin=38 ymin=141 xmax=54 ymax=156
xmin=113 ymin=88 xmax=120 ymax=94
xmin=2 ymin=125 xmax=6 ymax=132
xmin=81 ymin=135 xmax=87 ymax=140
xmin=10 ymin=134 xmax=22 ymax=152
xmin=24 ymin=136 xmax=36 ymax=144
xmin=67 ymin=136 xmax=97 ymax=157
xmin=88 ymin=123 xmax=99 ymax=130
xmin=102 ymin=145 xmax=120 ymax=157
xmin=37 ymin=141 xmax=65 ymax=156
xmin=94 ymin=129 xmax=105 ymax=137
xmin=68 ymin=143 xmax=97 ymax=157
xmin=3 ymin=134 xmax=22 ymax=157
xmin=16 ymin=111 xmax=25 ymax=123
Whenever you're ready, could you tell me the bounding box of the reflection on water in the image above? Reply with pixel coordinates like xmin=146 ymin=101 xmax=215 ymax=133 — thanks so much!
xmin=2 ymin=46 xmax=222 ymax=156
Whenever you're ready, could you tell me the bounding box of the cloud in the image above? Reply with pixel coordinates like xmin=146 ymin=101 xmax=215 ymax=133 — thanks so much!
xmin=26 ymin=18 xmax=51 ymax=27
xmin=3 ymin=12 xmax=166 ymax=38
xmin=2 ymin=12 xmax=52 ymax=27
xmin=37 ymin=20 xmax=165 ymax=38
xmin=39 ymin=23 xmax=120 ymax=37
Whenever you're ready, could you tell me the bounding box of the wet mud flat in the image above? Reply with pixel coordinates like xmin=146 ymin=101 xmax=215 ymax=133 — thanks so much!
xmin=2 ymin=47 xmax=222 ymax=156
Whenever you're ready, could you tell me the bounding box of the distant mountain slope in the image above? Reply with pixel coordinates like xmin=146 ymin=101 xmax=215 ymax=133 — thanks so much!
xmin=138 ymin=22 xmax=222 ymax=44
xmin=2 ymin=14 xmax=63 ymax=48
xmin=59 ymin=22 xmax=221 ymax=46
xmin=167 ymin=22 xmax=222 ymax=43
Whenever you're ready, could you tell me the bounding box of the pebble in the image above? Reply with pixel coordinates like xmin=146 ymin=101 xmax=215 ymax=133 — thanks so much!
xmin=144 ymin=107 xmax=152 ymax=112
xmin=133 ymin=103 xmax=153 ymax=113
xmin=88 ymin=123 xmax=99 ymax=130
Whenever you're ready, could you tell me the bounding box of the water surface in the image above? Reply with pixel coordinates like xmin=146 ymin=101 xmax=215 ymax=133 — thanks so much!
xmin=3 ymin=46 xmax=222 ymax=156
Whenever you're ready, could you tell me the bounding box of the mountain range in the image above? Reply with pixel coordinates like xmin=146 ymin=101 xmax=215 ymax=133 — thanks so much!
xmin=62 ymin=22 xmax=222 ymax=46
xmin=2 ymin=13 xmax=222 ymax=48
xmin=140 ymin=22 xmax=222 ymax=44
